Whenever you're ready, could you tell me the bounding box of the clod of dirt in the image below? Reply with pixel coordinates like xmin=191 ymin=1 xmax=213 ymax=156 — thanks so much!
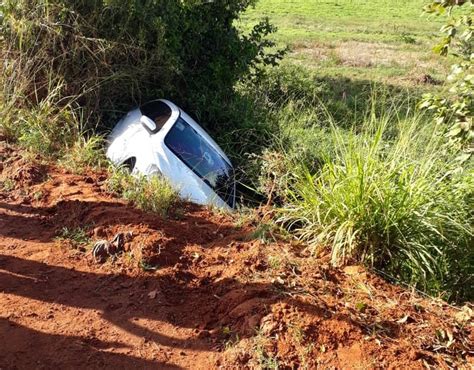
xmin=91 ymin=232 xmax=131 ymax=263
xmin=1 ymin=156 xmax=48 ymax=187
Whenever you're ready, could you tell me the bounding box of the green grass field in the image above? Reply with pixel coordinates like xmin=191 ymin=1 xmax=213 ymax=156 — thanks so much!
xmin=241 ymin=0 xmax=450 ymax=86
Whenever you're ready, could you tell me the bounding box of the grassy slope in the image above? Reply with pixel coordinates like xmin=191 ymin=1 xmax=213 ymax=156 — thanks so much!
xmin=240 ymin=0 xmax=450 ymax=86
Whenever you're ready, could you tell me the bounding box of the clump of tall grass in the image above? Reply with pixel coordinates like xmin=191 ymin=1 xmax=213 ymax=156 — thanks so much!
xmin=276 ymin=111 xmax=473 ymax=301
xmin=60 ymin=135 xmax=106 ymax=174
xmin=107 ymin=168 xmax=179 ymax=218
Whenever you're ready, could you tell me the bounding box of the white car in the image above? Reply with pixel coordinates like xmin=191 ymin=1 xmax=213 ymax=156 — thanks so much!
xmin=106 ymin=99 xmax=236 ymax=210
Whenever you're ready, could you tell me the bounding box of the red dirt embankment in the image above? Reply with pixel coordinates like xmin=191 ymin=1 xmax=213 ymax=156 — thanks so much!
xmin=0 ymin=142 xmax=472 ymax=369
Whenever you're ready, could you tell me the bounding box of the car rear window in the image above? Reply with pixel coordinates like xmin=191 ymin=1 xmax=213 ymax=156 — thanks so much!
xmin=164 ymin=118 xmax=235 ymax=208
xmin=140 ymin=101 xmax=172 ymax=133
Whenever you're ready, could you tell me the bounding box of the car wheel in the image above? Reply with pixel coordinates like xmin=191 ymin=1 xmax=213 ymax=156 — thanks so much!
xmin=122 ymin=157 xmax=136 ymax=172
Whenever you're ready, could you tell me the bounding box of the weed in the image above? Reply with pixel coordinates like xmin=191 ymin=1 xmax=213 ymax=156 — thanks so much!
xmin=223 ymin=334 xmax=240 ymax=351
xmin=9 ymin=96 xmax=83 ymax=158
xmin=248 ymin=223 xmax=279 ymax=244
xmin=400 ymin=32 xmax=417 ymax=44
xmin=56 ymin=226 xmax=91 ymax=248
xmin=268 ymin=255 xmax=282 ymax=270
xmin=288 ymin=323 xmax=312 ymax=369
xmin=61 ymin=135 xmax=105 ymax=174
xmin=107 ymin=167 xmax=179 ymax=218
xmin=276 ymin=109 xmax=474 ymax=301
xmin=1 ymin=178 xmax=15 ymax=192
xmin=251 ymin=329 xmax=280 ymax=369
xmin=355 ymin=302 xmax=368 ymax=313
xmin=32 ymin=190 xmax=44 ymax=201
xmin=300 ymin=342 xmax=314 ymax=370
xmin=289 ymin=323 xmax=305 ymax=343
xmin=139 ymin=260 xmax=159 ymax=272
xmin=255 ymin=342 xmax=279 ymax=369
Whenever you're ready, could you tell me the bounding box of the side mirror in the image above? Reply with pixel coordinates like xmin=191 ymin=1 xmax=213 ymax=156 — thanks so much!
xmin=140 ymin=115 xmax=157 ymax=133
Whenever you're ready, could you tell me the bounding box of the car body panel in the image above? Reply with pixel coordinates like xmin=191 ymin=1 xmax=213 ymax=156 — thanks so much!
xmin=106 ymin=99 xmax=235 ymax=210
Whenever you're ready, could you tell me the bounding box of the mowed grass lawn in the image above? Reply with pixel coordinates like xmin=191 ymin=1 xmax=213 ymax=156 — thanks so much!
xmin=240 ymin=0 xmax=451 ymax=87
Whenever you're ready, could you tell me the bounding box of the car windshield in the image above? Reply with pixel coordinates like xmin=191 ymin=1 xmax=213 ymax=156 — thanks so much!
xmin=164 ymin=117 xmax=235 ymax=207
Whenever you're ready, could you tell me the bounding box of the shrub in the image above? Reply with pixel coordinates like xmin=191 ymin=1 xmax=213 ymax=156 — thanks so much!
xmin=0 ymin=0 xmax=283 ymax=141
xmin=107 ymin=168 xmax=179 ymax=217
xmin=276 ymin=111 xmax=473 ymax=301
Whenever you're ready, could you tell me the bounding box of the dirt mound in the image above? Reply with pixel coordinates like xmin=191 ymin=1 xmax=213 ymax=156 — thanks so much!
xmin=0 ymin=144 xmax=472 ymax=369
xmin=0 ymin=144 xmax=47 ymax=188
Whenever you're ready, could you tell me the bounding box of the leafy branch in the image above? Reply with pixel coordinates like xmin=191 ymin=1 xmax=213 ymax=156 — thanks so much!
xmin=420 ymin=0 xmax=473 ymax=162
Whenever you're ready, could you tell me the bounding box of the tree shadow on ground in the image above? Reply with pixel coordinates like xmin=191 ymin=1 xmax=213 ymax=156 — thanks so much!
xmin=0 ymin=253 xmax=367 ymax=368
xmin=0 ymin=194 xmax=404 ymax=368
xmin=0 ymin=317 xmax=180 ymax=369
xmin=0 ymin=199 xmax=240 ymax=268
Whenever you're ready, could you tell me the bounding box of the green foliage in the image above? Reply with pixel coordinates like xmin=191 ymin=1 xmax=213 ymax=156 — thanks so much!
xmin=107 ymin=168 xmax=179 ymax=217
xmin=3 ymin=95 xmax=82 ymax=157
xmin=0 ymin=0 xmax=283 ymax=141
xmin=241 ymin=0 xmax=448 ymax=85
xmin=421 ymin=0 xmax=473 ymax=160
xmin=56 ymin=226 xmax=91 ymax=247
xmin=1 ymin=178 xmax=15 ymax=192
xmin=253 ymin=330 xmax=280 ymax=369
xmin=276 ymin=110 xmax=473 ymax=301
xmin=61 ymin=135 xmax=106 ymax=174
xmin=231 ymin=65 xmax=420 ymax=199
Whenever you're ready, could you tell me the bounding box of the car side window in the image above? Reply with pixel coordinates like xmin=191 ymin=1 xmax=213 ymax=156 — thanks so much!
xmin=140 ymin=101 xmax=172 ymax=133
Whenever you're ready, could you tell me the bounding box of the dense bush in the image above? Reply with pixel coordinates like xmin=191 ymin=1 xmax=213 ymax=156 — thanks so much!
xmin=0 ymin=0 xmax=283 ymax=152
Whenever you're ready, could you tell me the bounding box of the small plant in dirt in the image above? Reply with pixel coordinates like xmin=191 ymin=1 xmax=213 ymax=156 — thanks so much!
xmin=355 ymin=302 xmax=368 ymax=313
xmin=268 ymin=255 xmax=282 ymax=270
xmin=247 ymin=222 xmax=284 ymax=244
xmin=223 ymin=333 xmax=241 ymax=351
xmin=249 ymin=223 xmax=273 ymax=244
xmin=107 ymin=167 xmax=179 ymax=218
xmin=32 ymin=190 xmax=44 ymax=202
xmin=56 ymin=226 xmax=91 ymax=249
xmin=253 ymin=331 xmax=280 ymax=369
xmin=139 ymin=260 xmax=159 ymax=272
xmin=1 ymin=178 xmax=15 ymax=192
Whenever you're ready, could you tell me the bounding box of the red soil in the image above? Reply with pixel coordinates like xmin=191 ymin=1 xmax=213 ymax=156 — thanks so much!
xmin=0 ymin=142 xmax=472 ymax=369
